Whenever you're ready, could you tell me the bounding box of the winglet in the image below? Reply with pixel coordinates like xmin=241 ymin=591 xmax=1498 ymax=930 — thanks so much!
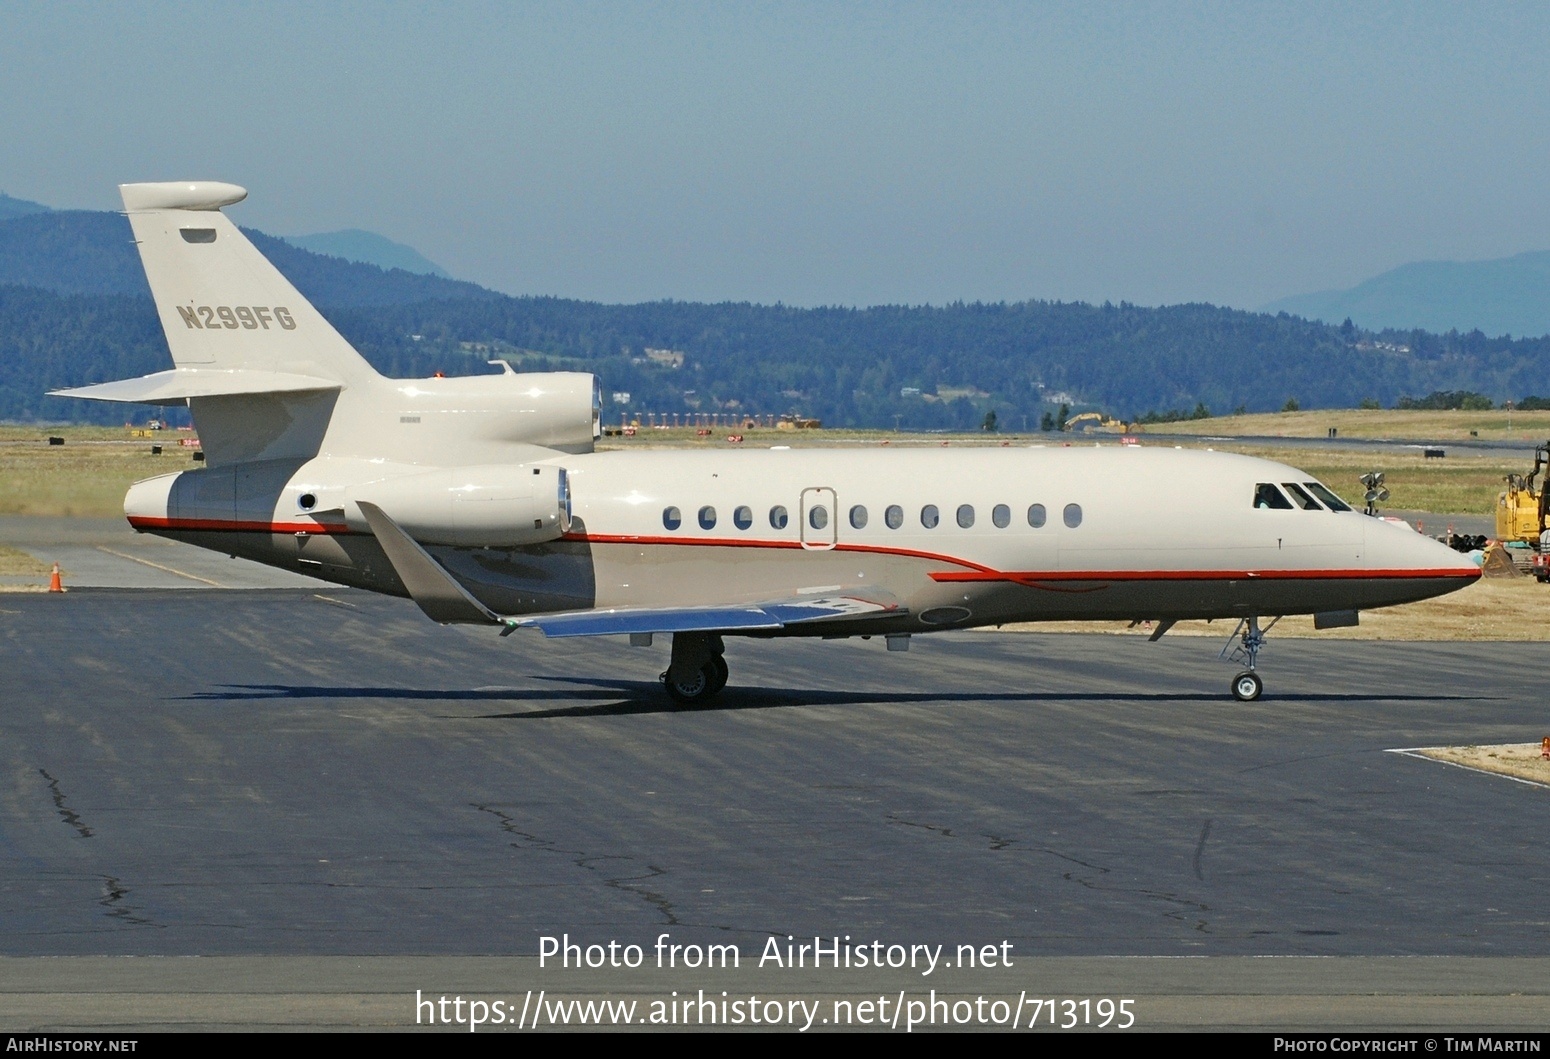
xmin=356 ymin=501 xmax=503 ymax=626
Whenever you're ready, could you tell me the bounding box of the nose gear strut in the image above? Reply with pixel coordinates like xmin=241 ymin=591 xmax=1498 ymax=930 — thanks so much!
xmin=1219 ymin=616 xmax=1279 ymax=701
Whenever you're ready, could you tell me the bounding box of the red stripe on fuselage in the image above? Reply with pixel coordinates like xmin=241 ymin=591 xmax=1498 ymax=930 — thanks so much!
xmin=566 ymin=531 xmax=997 ymax=571
xmin=128 ymin=516 xmax=352 ymax=534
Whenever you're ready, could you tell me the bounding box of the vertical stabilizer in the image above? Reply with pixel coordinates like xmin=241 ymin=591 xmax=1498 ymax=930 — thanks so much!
xmin=119 ymin=181 xmax=379 ymax=386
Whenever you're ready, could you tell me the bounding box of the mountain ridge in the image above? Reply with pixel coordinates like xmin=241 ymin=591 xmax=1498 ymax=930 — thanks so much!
xmin=1263 ymin=250 xmax=1550 ymax=338
xmin=283 ymin=228 xmax=452 ymax=279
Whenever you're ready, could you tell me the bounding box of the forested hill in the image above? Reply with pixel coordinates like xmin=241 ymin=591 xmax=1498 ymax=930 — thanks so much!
xmin=6 ymin=208 xmax=1550 ymax=427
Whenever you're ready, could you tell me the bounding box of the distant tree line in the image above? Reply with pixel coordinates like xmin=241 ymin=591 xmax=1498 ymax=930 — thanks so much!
xmin=13 ymin=207 xmax=1550 ymax=428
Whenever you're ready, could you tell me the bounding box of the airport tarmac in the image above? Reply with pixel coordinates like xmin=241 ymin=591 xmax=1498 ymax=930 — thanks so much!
xmin=1 ymin=583 xmax=1549 ymax=1030
xmin=0 ymin=516 xmax=319 ymax=590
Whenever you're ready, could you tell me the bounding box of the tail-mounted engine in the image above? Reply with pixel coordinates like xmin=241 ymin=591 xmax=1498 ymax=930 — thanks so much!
xmin=345 ymin=464 xmax=572 ymax=546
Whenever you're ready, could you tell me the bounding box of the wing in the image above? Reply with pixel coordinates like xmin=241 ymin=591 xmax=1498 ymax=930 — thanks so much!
xmin=509 ymin=593 xmax=905 ymax=638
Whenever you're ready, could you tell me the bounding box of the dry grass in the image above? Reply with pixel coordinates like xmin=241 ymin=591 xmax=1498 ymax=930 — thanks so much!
xmin=1154 ymin=408 xmax=1550 ymax=442
xmin=0 ymin=545 xmax=49 ymax=575
xmin=0 ymin=428 xmax=195 ymax=517
xmin=991 ymin=577 xmax=1550 ymax=641
xmin=1411 ymin=744 xmax=1550 ymax=786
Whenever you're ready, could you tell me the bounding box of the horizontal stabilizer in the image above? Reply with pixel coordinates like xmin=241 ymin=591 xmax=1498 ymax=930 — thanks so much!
xmin=514 ymin=592 xmax=904 ymax=638
xmin=356 ymin=501 xmax=502 ymax=626
xmin=51 ymin=369 xmax=341 ymax=406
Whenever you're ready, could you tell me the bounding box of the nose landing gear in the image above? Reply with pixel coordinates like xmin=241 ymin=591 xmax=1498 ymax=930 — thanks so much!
xmin=1221 ymin=616 xmax=1279 ymax=701
xmin=661 ymin=631 xmax=728 ymax=706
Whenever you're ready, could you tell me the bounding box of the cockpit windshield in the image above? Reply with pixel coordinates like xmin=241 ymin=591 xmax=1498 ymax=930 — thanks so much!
xmin=1303 ymin=482 xmax=1353 ymax=512
xmin=1281 ymin=483 xmax=1323 ymax=510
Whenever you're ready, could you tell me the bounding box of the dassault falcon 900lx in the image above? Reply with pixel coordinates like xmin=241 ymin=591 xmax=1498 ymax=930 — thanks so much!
xmin=54 ymin=182 xmax=1479 ymax=704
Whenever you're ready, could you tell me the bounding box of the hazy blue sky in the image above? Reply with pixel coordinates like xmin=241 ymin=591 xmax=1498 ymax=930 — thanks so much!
xmin=4 ymin=2 xmax=1549 ymax=309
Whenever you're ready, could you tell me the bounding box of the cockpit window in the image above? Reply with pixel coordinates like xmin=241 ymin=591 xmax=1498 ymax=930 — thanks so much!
xmin=1303 ymin=482 xmax=1353 ymax=512
xmin=1254 ymin=483 xmax=1294 ymax=509
xmin=1281 ymin=483 xmax=1323 ymax=510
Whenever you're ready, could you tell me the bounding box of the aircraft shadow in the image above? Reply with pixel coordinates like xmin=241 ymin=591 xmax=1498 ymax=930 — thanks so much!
xmin=180 ymin=680 xmax=1482 ymax=720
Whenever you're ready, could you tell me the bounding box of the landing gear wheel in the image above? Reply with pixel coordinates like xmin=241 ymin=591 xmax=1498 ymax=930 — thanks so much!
xmin=662 ymin=660 xmax=722 ymax=707
xmin=707 ymin=654 xmax=729 ymax=695
xmin=661 ymin=631 xmax=727 ymax=707
xmin=1232 ymin=671 xmax=1263 ymax=702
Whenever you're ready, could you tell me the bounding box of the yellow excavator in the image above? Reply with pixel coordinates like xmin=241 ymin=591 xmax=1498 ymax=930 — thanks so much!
xmin=1495 ymin=440 xmax=1550 ymax=580
xmin=1063 ymin=412 xmax=1136 ymax=433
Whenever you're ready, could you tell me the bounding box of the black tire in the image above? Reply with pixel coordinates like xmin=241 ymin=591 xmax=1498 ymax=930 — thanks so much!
xmin=662 ymin=660 xmax=723 ymax=707
xmin=1232 ymin=671 xmax=1263 ymax=702
xmin=707 ymin=654 xmax=729 ymax=695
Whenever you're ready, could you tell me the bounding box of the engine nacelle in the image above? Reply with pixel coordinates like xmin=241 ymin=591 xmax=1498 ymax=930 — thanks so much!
xmin=344 ymin=464 xmax=572 ymax=546
xmin=384 ymin=371 xmax=601 ymax=457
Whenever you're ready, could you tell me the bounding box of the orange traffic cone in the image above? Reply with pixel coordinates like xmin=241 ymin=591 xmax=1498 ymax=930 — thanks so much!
xmin=1541 ymin=737 xmax=1549 ymax=761
xmin=48 ymin=562 xmax=63 ymax=593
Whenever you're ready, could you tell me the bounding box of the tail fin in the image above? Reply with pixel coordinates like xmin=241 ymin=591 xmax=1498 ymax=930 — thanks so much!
xmin=119 ymin=181 xmax=379 ymax=386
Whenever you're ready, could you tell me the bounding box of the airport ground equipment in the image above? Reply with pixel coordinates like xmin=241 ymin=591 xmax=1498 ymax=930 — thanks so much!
xmin=1494 ymin=440 xmax=1550 ymax=580
xmin=1063 ymin=412 xmax=1131 ymax=433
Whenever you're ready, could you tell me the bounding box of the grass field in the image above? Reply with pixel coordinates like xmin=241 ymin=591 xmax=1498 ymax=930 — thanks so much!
xmin=0 ymin=426 xmax=199 ymax=517
xmin=1148 ymin=407 xmax=1550 ymax=442
xmin=0 ymin=545 xmax=49 ymax=575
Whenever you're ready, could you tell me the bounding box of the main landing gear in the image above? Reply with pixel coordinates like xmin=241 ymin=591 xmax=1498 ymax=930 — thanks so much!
xmin=1220 ymin=616 xmax=1279 ymax=702
xmin=661 ymin=631 xmax=727 ymax=707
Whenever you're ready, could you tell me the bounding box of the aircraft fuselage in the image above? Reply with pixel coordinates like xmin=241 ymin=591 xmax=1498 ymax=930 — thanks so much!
xmin=126 ymin=444 xmax=1478 ymax=636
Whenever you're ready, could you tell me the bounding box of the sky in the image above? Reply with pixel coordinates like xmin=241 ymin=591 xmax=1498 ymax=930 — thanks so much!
xmin=4 ymin=1 xmax=1550 ymax=310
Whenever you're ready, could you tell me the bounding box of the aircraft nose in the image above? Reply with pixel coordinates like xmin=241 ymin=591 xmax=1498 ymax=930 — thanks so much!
xmin=1365 ymin=515 xmax=1482 ymax=577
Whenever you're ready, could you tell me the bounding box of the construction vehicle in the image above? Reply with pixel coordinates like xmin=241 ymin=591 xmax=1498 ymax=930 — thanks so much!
xmin=1495 ymin=440 xmax=1550 ymax=580
xmin=1063 ymin=412 xmax=1135 ymax=433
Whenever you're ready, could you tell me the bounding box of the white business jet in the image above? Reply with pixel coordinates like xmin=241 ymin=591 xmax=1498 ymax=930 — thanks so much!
xmin=54 ymin=182 xmax=1479 ymax=704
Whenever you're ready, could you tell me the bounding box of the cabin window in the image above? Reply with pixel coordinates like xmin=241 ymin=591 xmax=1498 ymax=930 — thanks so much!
xmin=663 ymin=506 xmax=682 ymax=530
xmin=850 ymin=505 xmax=868 ymax=529
xmin=1281 ymin=483 xmax=1323 ymax=510
xmin=1304 ymin=482 xmax=1353 ymax=512
xmin=992 ymin=504 xmax=1010 ymax=528
xmin=1254 ymin=483 xmax=1294 ymax=509
xmin=1063 ymin=503 xmax=1083 ymax=528
xmin=733 ymin=505 xmax=753 ymax=530
xmin=1027 ymin=503 xmax=1047 ymax=528
xmin=809 ymin=505 xmax=829 ymax=530
xmin=921 ymin=504 xmax=940 ymax=529
xmin=698 ymin=505 xmax=717 ymax=530
xmin=885 ymin=504 xmax=904 ymax=529
xmin=956 ymin=504 xmax=975 ymax=529
xmin=770 ymin=505 xmax=789 ymax=529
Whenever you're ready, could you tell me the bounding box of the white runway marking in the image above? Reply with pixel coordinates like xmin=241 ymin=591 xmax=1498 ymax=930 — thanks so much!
xmin=95 ymin=545 xmax=226 ymax=587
